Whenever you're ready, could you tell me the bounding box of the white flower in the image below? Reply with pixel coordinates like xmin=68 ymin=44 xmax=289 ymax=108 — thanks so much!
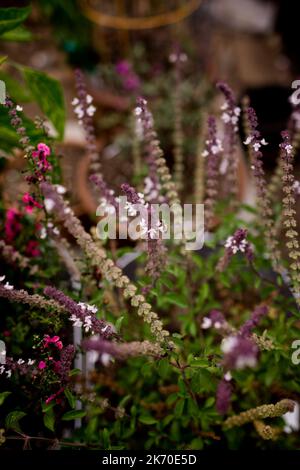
xmin=285 ymin=144 xmax=293 ymax=155
xmin=224 ymin=236 xmax=233 ymax=249
xmin=86 ymin=105 xmax=96 ymax=117
xmin=158 ymin=220 xmax=168 ymax=233
xmin=69 ymin=314 xmax=83 ymax=328
xmin=253 ymin=142 xmax=261 ymax=152
xmin=236 ymin=355 xmax=257 ymax=369
xmin=135 ymin=106 xmax=142 ymax=116
xmin=4 ymin=282 xmax=13 ymax=290
xmin=86 ymin=94 xmax=93 ymax=104
xmin=0 ymin=275 xmax=5 ymax=282
xmin=44 ymin=198 xmax=55 ymax=212
xmin=16 ymin=105 xmax=23 ymax=112
xmin=55 ymin=184 xmax=66 ymax=194
xmin=83 ymin=315 xmax=92 ymax=333
xmin=40 ymin=227 xmax=47 ymax=239
xmin=148 ymin=227 xmax=158 ymax=239
xmin=221 ymin=112 xmax=231 ymax=124
xmin=139 ymin=218 xmax=148 ymax=237
xmin=221 ymin=102 xmax=229 ymax=111
xmin=243 ymin=136 xmax=253 ymax=145
xmin=214 ymin=321 xmax=221 ymax=329
xmin=201 ymin=317 xmax=212 ymax=329
xmin=101 ymin=353 xmax=112 ymax=367
xmin=137 ymin=192 xmax=145 ymax=201
xmin=293 ymin=181 xmax=300 ymax=195
xmin=71 ymin=97 xmax=79 ymax=106
xmin=53 ymin=227 xmax=60 ymax=236
xmin=231 ymin=116 xmax=238 ymax=125
xmin=64 ymin=207 xmax=71 ymax=214
xmin=260 ymin=138 xmax=268 ymax=146
xmin=28 ymin=359 xmax=35 ymax=365
xmin=74 ymin=104 xmax=84 ymax=119
xmin=234 ymin=107 xmax=241 ymax=116
xmin=221 ymin=336 xmax=238 ymax=354
xmin=250 ymin=165 xmax=255 ymax=170
xmin=86 ymin=304 xmax=98 ymax=314
xmin=0 ymin=366 xmax=5 ymax=374
xmin=169 ymin=53 xmax=177 ymax=63
xmin=224 ymin=371 xmax=232 ymax=381
xmin=6 ymin=370 xmax=11 ymax=378
xmin=211 ymin=145 xmax=219 ymax=155
xmin=201 ymin=150 xmax=209 ymax=158
xmin=125 ymin=202 xmax=137 ymax=217
xmin=17 ymin=359 xmax=25 ymax=365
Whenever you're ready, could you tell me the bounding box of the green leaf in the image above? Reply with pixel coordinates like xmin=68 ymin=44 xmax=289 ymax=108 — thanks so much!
xmin=5 ymin=411 xmax=26 ymax=431
xmin=42 ymin=401 xmax=55 ymax=413
xmin=138 ymin=415 xmax=158 ymax=425
xmin=0 ymin=70 xmax=32 ymax=102
xmin=157 ymin=358 xmax=171 ymax=379
xmin=163 ymin=293 xmax=188 ymax=309
xmin=69 ymin=368 xmax=81 ymax=377
xmin=204 ymin=397 xmax=215 ymax=408
xmin=62 ymin=409 xmax=86 ymax=421
xmin=21 ymin=67 xmax=65 ymax=139
xmin=0 ymin=56 xmax=7 ymax=66
xmin=0 ymin=391 xmax=11 ymax=406
xmin=115 ymin=316 xmax=124 ymax=333
xmin=1 ymin=25 xmax=32 ymax=41
xmin=64 ymin=388 xmax=76 ymax=409
xmin=43 ymin=407 xmax=55 ymax=432
xmin=174 ymin=398 xmax=185 ymax=417
xmin=0 ymin=6 xmax=31 ymax=35
xmin=102 ymin=428 xmax=110 ymax=449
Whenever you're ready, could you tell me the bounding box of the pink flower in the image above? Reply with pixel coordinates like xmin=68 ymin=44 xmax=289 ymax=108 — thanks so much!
xmin=25 ymin=240 xmax=41 ymax=257
xmin=38 ymin=360 xmax=46 ymax=370
xmin=22 ymin=193 xmax=43 ymax=213
xmin=32 ymin=143 xmax=52 ymax=175
xmin=43 ymin=335 xmax=63 ymax=349
xmin=45 ymin=387 xmax=64 ymax=404
xmin=37 ymin=143 xmax=50 ymax=156
xmin=115 ymin=60 xmax=131 ymax=75
xmin=45 ymin=394 xmax=56 ymax=404
xmin=5 ymin=208 xmax=21 ymax=242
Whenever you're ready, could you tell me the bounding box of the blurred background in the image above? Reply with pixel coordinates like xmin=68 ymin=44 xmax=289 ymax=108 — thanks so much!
xmin=1 ymin=0 xmax=299 ymax=215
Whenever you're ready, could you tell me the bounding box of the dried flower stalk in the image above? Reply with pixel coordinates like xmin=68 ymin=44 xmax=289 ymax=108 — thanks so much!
xmin=223 ymin=399 xmax=294 ymax=429
xmin=253 ymin=420 xmax=281 ymax=440
xmin=40 ymin=182 xmax=171 ymax=346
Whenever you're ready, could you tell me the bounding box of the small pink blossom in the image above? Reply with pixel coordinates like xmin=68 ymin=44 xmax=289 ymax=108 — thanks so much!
xmin=37 ymin=143 xmax=50 ymax=156
xmin=38 ymin=360 xmax=46 ymax=370
xmin=43 ymin=334 xmax=63 ymax=350
xmin=5 ymin=208 xmax=21 ymax=242
xmin=25 ymin=240 xmax=41 ymax=257
xmin=22 ymin=193 xmax=43 ymax=213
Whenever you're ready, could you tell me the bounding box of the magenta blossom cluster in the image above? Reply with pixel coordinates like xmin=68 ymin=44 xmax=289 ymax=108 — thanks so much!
xmin=22 ymin=193 xmax=43 ymax=214
xmin=43 ymin=334 xmax=63 ymax=350
xmin=4 ymin=208 xmax=21 ymax=242
xmin=116 ymin=60 xmax=140 ymax=92
xmin=31 ymin=143 xmax=52 ymax=176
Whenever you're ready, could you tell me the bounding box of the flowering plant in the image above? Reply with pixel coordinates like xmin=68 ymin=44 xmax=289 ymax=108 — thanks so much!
xmin=0 ymin=8 xmax=300 ymax=450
